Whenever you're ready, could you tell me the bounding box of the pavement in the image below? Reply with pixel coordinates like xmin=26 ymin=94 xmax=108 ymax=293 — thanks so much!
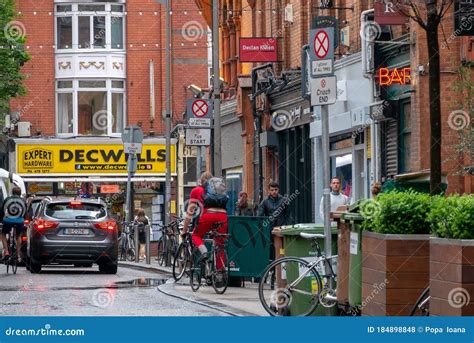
xmin=118 ymin=259 xmax=267 ymax=316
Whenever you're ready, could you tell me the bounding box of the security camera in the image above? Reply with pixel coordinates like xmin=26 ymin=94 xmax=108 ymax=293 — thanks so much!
xmin=187 ymin=84 xmax=204 ymax=98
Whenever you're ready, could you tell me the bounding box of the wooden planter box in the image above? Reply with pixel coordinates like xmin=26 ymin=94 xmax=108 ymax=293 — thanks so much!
xmin=361 ymin=232 xmax=430 ymax=316
xmin=430 ymin=238 xmax=474 ymax=316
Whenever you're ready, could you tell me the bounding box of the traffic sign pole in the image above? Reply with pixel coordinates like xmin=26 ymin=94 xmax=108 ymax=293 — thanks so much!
xmin=309 ymin=27 xmax=335 ymax=288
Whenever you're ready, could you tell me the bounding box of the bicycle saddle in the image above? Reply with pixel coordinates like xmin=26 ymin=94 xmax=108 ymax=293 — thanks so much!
xmin=300 ymin=232 xmax=325 ymax=240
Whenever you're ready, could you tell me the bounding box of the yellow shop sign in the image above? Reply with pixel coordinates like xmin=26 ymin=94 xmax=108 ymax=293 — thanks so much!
xmin=17 ymin=144 xmax=176 ymax=175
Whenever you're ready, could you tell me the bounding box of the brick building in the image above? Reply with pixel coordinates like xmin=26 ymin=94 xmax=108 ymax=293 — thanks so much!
xmin=195 ymin=0 xmax=473 ymax=223
xmin=5 ymin=0 xmax=209 ymax=234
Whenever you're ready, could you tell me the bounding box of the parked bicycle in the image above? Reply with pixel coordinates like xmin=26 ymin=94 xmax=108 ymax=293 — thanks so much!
xmin=172 ymin=231 xmax=193 ymax=281
xmin=258 ymin=232 xmax=338 ymax=316
xmin=156 ymin=216 xmax=182 ymax=266
xmin=410 ymin=286 xmax=430 ymax=316
xmin=189 ymin=222 xmax=229 ymax=294
xmin=5 ymin=225 xmax=19 ymax=274
xmin=119 ymin=221 xmax=136 ymax=262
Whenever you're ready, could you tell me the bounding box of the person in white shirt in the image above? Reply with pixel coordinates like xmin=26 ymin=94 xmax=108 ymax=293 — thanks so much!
xmin=320 ymin=177 xmax=350 ymax=221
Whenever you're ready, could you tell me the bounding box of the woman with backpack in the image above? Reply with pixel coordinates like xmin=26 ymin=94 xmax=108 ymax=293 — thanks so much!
xmin=182 ymin=172 xmax=229 ymax=275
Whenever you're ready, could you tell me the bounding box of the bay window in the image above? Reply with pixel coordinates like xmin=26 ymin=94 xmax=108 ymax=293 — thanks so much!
xmin=56 ymin=80 xmax=126 ymax=136
xmin=55 ymin=3 xmax=125 ymax=51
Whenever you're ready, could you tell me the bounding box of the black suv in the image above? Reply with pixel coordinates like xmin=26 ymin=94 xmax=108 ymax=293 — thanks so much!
xmin=27 ymin=198 xmax=118 ymax=274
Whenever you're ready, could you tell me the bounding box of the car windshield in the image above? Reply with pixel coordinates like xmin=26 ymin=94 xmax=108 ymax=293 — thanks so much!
xmin=45 ymin=202 xmax=106 ymax=220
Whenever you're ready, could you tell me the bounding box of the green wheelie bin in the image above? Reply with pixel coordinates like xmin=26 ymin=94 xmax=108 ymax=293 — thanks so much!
xmin=280 ymin=224 xmax=338 ymax=316
xmin=341 ymin=212 xmax=365 ymax=313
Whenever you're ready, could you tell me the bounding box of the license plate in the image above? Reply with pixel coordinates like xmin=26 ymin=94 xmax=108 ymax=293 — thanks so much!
xmin=64 ymin=228 xmax=89 ymax=235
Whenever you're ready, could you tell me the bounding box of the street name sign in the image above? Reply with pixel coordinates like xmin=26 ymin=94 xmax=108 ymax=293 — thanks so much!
xmin=311 ymin=76 xmax=337 ymax=106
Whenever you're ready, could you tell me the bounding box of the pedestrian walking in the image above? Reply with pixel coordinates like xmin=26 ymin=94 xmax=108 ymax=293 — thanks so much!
xmin=134 ymin=208 xmax=149 ymax=261
xmin=257 ymin=181 xmax=290 ymax=262
xmin=235 ymin=191 xmax=254 ymax=216
xmin=319 ymin=176 xmax=350 ymax=222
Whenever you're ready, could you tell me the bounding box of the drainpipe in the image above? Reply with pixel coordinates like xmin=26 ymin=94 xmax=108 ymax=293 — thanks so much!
xmin=361 ymin=9 xmax=379 ymax=193
xmin=251 ymin=63 xmax=273 ymax=204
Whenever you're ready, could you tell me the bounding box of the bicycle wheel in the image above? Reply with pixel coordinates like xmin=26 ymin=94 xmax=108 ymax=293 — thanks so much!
xmin=168 ymin=235 xmax=178 ymax=265
xmin=11 ymin=244 xmax=18 ymax=275
xmin=409 ymin=286 xmax=430 ymax=316
xmin=156 ymin=236 xmax=165 ymax=266
xmin=211 ymin=248 xmax=229 ymax=294
xmin=258 ymin=257 xmax=322 ymax=316
xmin=125 ymin=238 xmax=136 ymax=262
xmin=173 ymin=242 xmax=190 ymax=281
xmin=189 ymin=249 xmax=203 ymax=292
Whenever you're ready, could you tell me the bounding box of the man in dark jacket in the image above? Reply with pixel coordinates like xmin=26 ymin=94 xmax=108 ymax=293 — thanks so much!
xmin=257 ymin=181 xmax=289 ymax=227
xmin=257 ymin=181 xmax=290 ymax=265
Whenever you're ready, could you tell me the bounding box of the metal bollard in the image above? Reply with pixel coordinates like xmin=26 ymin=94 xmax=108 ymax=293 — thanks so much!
xmin=145 ymin=224 xmax=151 ymax=264
xmin=134 ymin=223 xmax=140 ymax=263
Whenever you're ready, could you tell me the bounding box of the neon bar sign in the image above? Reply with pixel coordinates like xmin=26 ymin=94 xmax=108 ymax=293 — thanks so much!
xmin=377 ymin=67 xmax=411 ymax=86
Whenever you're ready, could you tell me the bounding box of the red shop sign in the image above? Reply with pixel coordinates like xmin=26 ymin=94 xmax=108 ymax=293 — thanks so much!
xmin=374 ymin=0 xmax=409 ymax=25
xmin=239 ymin=38 xmax=278 ymax=63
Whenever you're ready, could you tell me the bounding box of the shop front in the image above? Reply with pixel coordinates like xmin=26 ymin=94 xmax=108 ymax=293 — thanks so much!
xmin=268 ymin=79 xmax=313 ymax=224
xmin=310 ymin=53 xmax=373 ymax=223
xmin=9 ymin=137 xmax=177 ymax=241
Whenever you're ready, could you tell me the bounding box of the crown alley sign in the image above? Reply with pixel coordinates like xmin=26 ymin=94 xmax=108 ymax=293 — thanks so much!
xmin=375 ymin=0 xmax=408 ymax=25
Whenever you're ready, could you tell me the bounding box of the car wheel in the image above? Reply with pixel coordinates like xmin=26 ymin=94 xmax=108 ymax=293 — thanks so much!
xmin=29 ymin=260 xmax=42 ymax=274
xmin=99 ymin=262 xmax=118 ymax=274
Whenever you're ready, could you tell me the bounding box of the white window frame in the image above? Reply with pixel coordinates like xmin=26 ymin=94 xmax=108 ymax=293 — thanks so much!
xmin=55 ymin=3 xmax=126 ymax=52
xmin=56 ymin=79 xmax=126 ymax=137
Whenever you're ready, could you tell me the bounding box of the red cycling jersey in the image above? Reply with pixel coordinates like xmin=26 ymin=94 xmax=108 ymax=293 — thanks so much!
xmin=189 ymin=185 xmax=206 ymax=214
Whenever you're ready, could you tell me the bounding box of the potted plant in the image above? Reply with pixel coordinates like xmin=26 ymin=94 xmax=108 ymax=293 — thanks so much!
xmin=428 ymin=194 xmax=474 ymax=316
xmin=360 ymin=191 xmax=432 ymax=316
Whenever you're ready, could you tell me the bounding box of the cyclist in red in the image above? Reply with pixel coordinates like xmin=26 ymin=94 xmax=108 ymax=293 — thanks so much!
xmin=182 ymin=172 xmax=228 ymax=272
xmin=182 ymin=171 xmax=212 ymax=236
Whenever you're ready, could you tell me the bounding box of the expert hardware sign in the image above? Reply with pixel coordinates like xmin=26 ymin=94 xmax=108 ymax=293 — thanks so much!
xmin=17 ymin=144 xmax=176 ymax=175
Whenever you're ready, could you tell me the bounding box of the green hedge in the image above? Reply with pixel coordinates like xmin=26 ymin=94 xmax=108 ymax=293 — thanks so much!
xmin=361 ymin=191 xmax=432 ymax=235
xmin=361 ymin=192 xmax=474 ymax=239
xmin=428 ymin=194 xmax=474 ymax=239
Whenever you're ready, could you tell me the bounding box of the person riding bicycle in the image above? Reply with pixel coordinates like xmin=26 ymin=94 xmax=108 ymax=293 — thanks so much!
xmin=181 ymin=171 xmax=212 ymax=237
xmin=183 ymin=172 xmax=229 ymax=285
xmin=1 ymin=186 xmax=26 ymax=261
